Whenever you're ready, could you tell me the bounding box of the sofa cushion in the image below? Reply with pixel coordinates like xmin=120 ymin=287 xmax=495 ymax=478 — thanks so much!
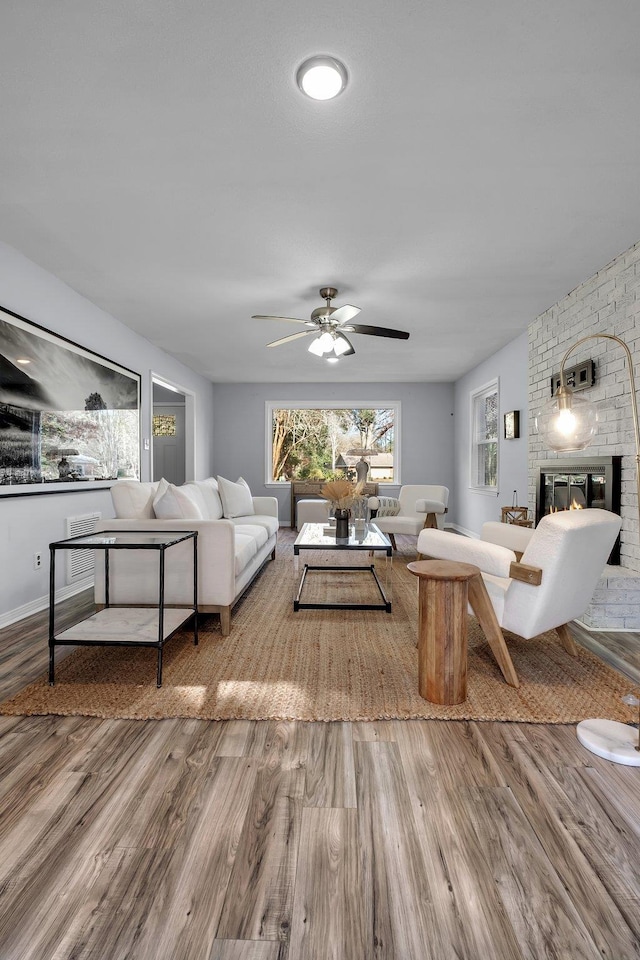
xmin=234 ymin=523 xmax=269 ymax=550
xmin=375 ymin=515 xmax=424 ymax=536
xmin=218 ymin=475 xmax=255 ymax=518
xmin=153 ymin=481 xmax=204 ymax=520
xmin=234 ymin=532 xmax=258 ymax=576
xmin=111 ymin=480 xmax=158 ymax=519
xmin=231 ymin=514 xmax=279 ymax=537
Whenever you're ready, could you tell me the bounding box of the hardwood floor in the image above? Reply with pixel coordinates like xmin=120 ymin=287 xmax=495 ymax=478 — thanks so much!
xmin=0 ymin=587 xmax=639 ymax=959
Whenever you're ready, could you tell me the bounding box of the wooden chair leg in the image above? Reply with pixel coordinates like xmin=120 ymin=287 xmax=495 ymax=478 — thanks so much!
xmin=422 ymin=513 xmax=438 ymax=529
xmin=555 ymin=622 xmax=580 ymax=657
xmin=467 ymin=574 xmax=520 ymax=688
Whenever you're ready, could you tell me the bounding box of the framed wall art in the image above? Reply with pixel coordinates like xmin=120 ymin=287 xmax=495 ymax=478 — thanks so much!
xmin=503 ymin=410 xmax=520 ymax=440
xmin=0 ymin=304 xmax=141 ymax=496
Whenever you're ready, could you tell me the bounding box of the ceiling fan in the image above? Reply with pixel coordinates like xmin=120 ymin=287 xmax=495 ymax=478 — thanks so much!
xmin=252 ymin=287 xmax=410 ymax=361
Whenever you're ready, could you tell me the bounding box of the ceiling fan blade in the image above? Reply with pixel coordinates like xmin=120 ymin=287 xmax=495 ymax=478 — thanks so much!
xmin=330 ymin=304 xmax=361 ymax=325
xmin=342 ymin=323 xmax=410 ymax=340
xmin=252 ymin=314 xmax=313 ymax=326
xmin=337 ymin=333 xmax=355 ymax=356
xmin=266 ymin=330 xmax=317 ymax=348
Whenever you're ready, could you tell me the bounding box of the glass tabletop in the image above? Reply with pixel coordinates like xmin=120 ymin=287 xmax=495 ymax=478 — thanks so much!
xmin=294 ymin=521 xmax=391 ymax=550
xmin=50 ymin=531 xmax=197 ymax=549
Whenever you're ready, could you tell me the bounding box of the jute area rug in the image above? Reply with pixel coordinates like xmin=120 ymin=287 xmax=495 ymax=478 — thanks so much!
xmin=0 ymin=536 xmax=631 ymax=723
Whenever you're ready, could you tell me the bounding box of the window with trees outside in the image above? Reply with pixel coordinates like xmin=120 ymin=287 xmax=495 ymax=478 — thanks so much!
xmin=470 ymin=380 xmax=499 ymax=490
xmin=266 ymin=402 xmax=399 ymax=485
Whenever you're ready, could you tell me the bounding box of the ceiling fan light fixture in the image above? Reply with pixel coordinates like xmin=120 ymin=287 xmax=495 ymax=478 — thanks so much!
xmin=317 ymin=331 xmax=335 ymax=353
xmin=307 ymin=337 xmax=326 ymax=357
xmin=296 ymin=56 xmax=348 ymax=101
xmin=326 ymin=355 xmax=340 ymax=363
xmin=333 ymin=334 xmax=350 ymax=356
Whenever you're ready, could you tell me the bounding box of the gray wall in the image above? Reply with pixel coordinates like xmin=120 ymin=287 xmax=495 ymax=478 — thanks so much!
xmin=0 ymin=242 xmax=216 ymax=623
xmin=453 ymin=332 xmax=529 ymax=536
xmin=211 ymin=382 xmax=455 ymax=523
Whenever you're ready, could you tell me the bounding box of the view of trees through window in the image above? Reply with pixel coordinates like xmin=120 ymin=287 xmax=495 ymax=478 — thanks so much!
xmin=471 ymin=383 xmax=498 ymax=488
xmin=270 ymin=407 xmax=395 ymax=483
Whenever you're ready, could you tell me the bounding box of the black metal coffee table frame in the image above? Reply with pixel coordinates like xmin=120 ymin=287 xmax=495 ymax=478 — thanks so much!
xmin=293 ymin=522 xmax=392 ymax=612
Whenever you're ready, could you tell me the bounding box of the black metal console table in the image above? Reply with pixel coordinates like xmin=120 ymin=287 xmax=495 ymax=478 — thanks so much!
xmin=48 ymin=530 xmax=198 ymax=688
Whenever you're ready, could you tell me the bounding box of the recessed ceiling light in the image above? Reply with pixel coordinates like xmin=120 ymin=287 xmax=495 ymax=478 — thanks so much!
xmin=16 ymin=358 xmax=31 ymax=364
xmin=296 ymin=56 xmax=348 ymax=101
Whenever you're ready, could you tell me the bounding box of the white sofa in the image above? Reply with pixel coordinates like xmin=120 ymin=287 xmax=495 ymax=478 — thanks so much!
xmin=94 ymin=477 xmax=279 ymax=635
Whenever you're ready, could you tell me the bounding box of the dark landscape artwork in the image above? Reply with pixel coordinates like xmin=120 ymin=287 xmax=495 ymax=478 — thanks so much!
xmin=0 ymin=307 xmax=140 ymax=494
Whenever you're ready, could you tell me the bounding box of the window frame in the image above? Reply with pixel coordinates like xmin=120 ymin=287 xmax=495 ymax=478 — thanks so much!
xmin=469 ymin=378 xmax=499 ymax=493
xmin=265 ymin=400 xmax=401 ymax=486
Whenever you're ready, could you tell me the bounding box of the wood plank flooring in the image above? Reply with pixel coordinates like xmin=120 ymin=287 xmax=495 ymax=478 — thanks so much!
xmin=0 ymin=586 xmax=639 ymax=959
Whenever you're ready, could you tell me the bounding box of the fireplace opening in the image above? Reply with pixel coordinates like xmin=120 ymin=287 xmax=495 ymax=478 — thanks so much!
xmin=535 ymin=457 xmax=621 ymax=563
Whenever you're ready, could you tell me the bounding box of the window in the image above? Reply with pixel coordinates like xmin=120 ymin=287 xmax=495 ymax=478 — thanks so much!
xmin=470 ymin=380 xmax=498 ymax=490
xmin=265 ymin=401 xmax=400 ymax=485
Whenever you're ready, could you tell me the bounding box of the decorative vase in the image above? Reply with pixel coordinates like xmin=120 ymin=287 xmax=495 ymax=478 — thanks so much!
xmin=334 ymin=508 xmax=350 ymax=539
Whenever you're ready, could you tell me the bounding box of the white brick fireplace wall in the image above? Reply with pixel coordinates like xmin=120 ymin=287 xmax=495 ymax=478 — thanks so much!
xmin=528 ymin=239 xmax=640 ymax=628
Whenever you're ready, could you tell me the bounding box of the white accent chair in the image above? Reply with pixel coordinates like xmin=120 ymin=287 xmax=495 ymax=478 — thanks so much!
xmin=416 ymin=509 xmax=621 ymax=687
xmin=371 ymin=484 xmax=449 ymax=550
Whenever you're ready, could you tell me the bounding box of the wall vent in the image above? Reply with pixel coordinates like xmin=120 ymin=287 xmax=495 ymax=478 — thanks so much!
xmin=64 ymin=512 xmax=101 ymax=584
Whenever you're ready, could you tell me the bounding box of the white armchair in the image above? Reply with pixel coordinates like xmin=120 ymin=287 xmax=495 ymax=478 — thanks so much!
xmin=370 ymin=484 xmax=449 ymax=550
xmin=416 ymin=509 xmax=621 ymax=687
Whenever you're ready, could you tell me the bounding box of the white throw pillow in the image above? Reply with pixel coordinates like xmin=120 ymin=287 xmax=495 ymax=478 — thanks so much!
xmin=187 ymin=478 xmax=223 ymax=519
xmin=181 ymin=481 xmax=210 ymax=518
xmin=217 ymin=475 xmax=255 ymax=518
xmin=153 ymin=481 xmax=203 ymax=520
xmin=111 ymin=480 xmax=158 ymax=519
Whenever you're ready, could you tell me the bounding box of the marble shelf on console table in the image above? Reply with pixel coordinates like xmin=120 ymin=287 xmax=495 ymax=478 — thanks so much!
xmin=54 ymin=607 xmax=191 ymax=644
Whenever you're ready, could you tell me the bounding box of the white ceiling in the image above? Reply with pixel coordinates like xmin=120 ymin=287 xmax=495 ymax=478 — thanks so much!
xmin=1 ymin=1 xmax=639 ymax=383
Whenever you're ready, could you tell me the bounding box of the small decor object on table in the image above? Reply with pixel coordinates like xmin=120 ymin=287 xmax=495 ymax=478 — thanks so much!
xmin=355 ymin=456 xmax=370 ymax=483
xmin=320 ymin=479 xmax=364 ymax=539
xmin=501 ymin=490 xmax=533 ymax=527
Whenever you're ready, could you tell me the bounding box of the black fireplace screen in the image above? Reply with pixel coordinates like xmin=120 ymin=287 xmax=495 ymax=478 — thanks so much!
xmin=536 ymin=457 xmax=621 ymax=563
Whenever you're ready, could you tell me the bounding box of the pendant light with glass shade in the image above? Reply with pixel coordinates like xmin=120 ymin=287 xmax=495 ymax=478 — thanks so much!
xmin=535 ymin=332 xmax=640 ymax=765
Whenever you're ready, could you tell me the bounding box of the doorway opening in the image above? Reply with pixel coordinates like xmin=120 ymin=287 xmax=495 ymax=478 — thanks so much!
xmin=151 ymin=375 xmax=196 ymax=485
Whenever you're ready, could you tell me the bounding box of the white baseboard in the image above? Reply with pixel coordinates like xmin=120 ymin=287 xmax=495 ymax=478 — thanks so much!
xmin=574 ymin=618 xmax=638 ymax=633
xmin=0 ymin=578 xmax=94 ymax=630
xmin=445 ymin=523 xmax=478 ymax=539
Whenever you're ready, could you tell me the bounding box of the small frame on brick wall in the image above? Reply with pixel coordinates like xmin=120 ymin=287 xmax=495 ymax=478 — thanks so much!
xmin=503 ymin=410 xmax=520 ymax=440
xmin=550 ymin=359 xmax=595 ymax=395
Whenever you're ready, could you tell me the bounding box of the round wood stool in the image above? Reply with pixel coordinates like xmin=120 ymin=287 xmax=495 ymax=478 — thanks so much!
xmin=407 ymin=559 xmax=481 ymax=705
